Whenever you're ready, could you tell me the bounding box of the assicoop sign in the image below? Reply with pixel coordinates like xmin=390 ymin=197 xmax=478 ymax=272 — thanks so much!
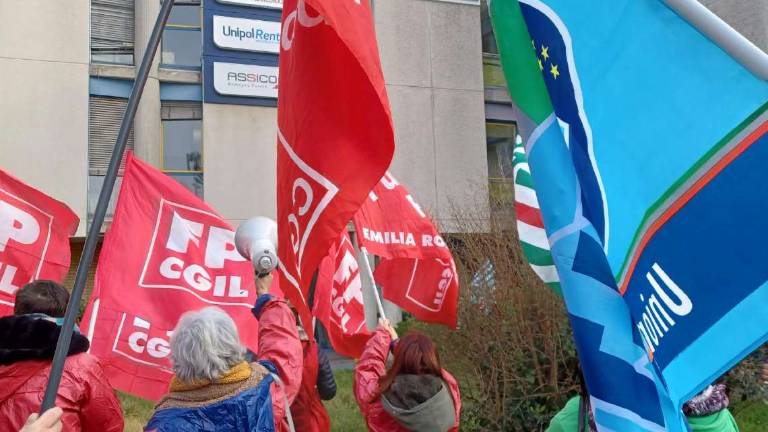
xmin=215 ymin=0 xmax=282 ymax=9
xmin=213 ymin=62 xmax=278 ymax=98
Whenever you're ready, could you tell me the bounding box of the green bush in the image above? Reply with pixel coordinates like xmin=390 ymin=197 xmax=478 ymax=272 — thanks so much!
xmin=405 ymin=207 xmax=579 ymax=431
xmin=726 ymin=344 xmax=768 ymax=403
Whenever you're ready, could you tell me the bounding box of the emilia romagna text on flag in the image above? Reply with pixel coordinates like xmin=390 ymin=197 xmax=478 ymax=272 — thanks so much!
xmin=490 ymin=0 xmax=768 ymax=431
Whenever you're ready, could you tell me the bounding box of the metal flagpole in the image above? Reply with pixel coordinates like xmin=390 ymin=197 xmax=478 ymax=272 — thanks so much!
xmin=40 ymin=0 xmax=175 ymax=413
xmin=359 ymin=246 xmax=387 ymax=321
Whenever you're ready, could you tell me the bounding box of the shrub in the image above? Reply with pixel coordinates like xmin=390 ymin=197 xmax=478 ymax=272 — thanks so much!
xmin=406 ymin=202 xmax=579 ymax=431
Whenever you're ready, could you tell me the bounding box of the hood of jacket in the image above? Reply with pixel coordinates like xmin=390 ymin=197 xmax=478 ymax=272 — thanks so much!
xmin=0 ymin=315 xmax=89 ymax=366
xmin=381 ymin=374 xmax=456 ymax=432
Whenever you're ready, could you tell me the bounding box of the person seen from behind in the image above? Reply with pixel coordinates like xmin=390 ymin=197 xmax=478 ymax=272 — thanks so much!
xmin=0 ymin=280 xmax=123 ymax=431
xmin=354 ymin=318 xmax=461 ymax=432
xmin=289 ymin=306 xmax=337 ymax=432
xmin=144 ymin=273 xmax=303 ymax=432
xmin=546 ymin=376 xmax=739 ymax=431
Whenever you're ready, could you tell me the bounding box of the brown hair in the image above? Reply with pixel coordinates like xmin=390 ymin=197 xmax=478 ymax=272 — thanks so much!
xmin=378 ymin=331 xmax=443 ymax=396
xmin=14 ymin=280 xmax=70 ymax=317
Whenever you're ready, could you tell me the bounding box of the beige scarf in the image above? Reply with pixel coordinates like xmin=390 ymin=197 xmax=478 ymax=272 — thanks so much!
xmin=155 ymin=361 xmax=269 ymax=411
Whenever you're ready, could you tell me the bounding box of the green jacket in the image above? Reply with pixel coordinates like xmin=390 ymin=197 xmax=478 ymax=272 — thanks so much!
xmin=546 ymin=396 xmax=740 ymax=432
xmin=546 ymin=397 xmax=587 ymax=432
xmin=688 ymin=409 xmax=740 ymax=432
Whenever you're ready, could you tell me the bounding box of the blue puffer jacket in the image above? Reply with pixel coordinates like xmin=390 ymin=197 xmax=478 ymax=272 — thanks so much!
xmin=145 ymin=362 xmax=281 ymax=432
xmin=145 ymin=296 xmax=303 ymax=432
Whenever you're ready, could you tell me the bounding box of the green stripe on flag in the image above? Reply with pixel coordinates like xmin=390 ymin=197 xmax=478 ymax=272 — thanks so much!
xmin=489 ymin=0 xmax=553 ymax=123
xmin=547 ymin=282 xmax=562 ymax=295
xmin=515 ymin=169 xmax=535 ymax=189
xmin=521 ymin=242 xmax=555 ymax=266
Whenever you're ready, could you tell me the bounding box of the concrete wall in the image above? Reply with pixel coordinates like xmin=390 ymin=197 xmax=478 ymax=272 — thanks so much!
xmin=702 ymin=0 xmax=768 ymax=53
xmin=0 ymin=0 xmax=90 ymax=236
xmin=375 ymin=0 xmax=489 ymax=233
xmin=203 ymin=104 xmax=278 ymax=227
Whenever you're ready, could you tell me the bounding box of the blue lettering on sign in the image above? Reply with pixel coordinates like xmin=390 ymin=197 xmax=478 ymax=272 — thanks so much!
xmin=222 ymin=25 xmax=280 ymax=43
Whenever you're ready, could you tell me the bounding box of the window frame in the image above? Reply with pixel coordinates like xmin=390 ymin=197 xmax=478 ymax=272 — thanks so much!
xmin=160 ymin=1 xmax=203 ymax=70
xmin=485 ymin=120 xmax=517 ymax=184
xmin=160 ymin=102 xmax=204 ymax=197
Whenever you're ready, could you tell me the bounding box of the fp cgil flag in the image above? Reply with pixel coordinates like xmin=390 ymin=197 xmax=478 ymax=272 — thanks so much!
xmin=0 ymin=169 xmax=79 ymax=316
xmin=354 ymin=173 xmax=459 ymax=328
xmin=313 ymin=231 xmax=370 ymax=358
xmin=276 ymin=0 xmax=394 ymax=325
xmin=81 ymin=153 xmax=263 ymax=401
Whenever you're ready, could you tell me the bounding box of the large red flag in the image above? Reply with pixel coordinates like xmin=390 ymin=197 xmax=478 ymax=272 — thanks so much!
xmin=353 ymin=172 xmax=459 ymax=328
xmin=81 ymin=153 xmax=268 ymax=401
xmin=313 ymin=231 xmax=370 ymax=358
xmin=0 ymin=169 xmax=79 ymax=316
xmin=276 ymin=0 xmax=394 ymax=328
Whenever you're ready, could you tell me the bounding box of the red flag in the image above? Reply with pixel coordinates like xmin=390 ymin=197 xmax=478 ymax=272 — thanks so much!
xmin=0 ymin=169 xmax=79 ymax=316
xmin=276 ymin=0 xmax=395 ymax=326
xmin=353 ymin=172 xmax=459 ymax=327
xmin=375 ymin=257 xmax=459 ymax=329
xmin=313 ymin=231 xmax=370 ymax=358
xmin=353 ymin=172 xmax=450 ymax=259
xmin=81 ymin=153 xmax=271 ymax=401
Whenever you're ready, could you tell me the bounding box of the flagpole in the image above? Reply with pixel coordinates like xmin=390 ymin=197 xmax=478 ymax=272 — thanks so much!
xmin=359 ymin=246 xmax=388 ymax=321
xmin=39 ymin=0 xmax=175 ymax=413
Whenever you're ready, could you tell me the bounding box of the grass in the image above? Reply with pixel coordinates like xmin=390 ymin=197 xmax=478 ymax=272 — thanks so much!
xmin=324 ymin=370 xmax=367 ymax=431
xmin=119 ymin=392 xmax=154 ymax=432
xmin=119 ymin=376 xmax=767 ymax=431
xmin=118 ymin=369 xmax=366 ymax=432
xmin=733 ymin=399 xmax=768 ymax=432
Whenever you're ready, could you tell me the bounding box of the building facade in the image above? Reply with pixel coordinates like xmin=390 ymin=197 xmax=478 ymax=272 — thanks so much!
xmin=0 ymin=0 xmax=489 ymax=238
xmin=0 ymin=0 xmax=488 ymax=329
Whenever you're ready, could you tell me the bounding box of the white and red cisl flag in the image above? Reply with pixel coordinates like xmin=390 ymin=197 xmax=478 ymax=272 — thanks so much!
xmin=0 ymin=169 xmax=79 ymax=316
xmin=313 ymin=231 xmax=370 ymax=358
xmin=354 ymin=173 xmax=459 ymax=328
xmin=81 ymin=153 xmax=266 ymax=401
xmin=276 ymin=0 xmax=395 ymax=327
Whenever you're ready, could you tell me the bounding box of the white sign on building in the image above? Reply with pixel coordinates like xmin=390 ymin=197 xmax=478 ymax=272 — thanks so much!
xmin=213 ymin=15 xmax=281 ymax=54
xmin=215 ymin=0 xmax=283 ymax=9
xmin=213 ymin=62 xmax=279 ymax=98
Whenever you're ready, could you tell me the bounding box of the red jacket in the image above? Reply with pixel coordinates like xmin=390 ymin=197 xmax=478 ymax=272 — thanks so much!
xmin=353 ymin=327 xmax=461 ymax=432
xmin=0 ymin=316 xmax=123 ymax=432
xmin=290 ymin=340 xmax=331 ymax=432
xmin=253 ymin=296 xmax=304 ymax=432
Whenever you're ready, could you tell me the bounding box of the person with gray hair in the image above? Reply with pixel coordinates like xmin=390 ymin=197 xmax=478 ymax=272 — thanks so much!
xmin=144 ymin=273 xmax=303 ymax=432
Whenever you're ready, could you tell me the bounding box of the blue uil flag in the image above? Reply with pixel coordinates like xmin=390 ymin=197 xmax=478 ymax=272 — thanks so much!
xmin=491 ymin=0 xmax=768 ymax=430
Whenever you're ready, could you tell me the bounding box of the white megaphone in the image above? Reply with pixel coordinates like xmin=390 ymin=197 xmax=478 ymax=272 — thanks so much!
xmin=235 ymin=217 xmax=278 ymax=277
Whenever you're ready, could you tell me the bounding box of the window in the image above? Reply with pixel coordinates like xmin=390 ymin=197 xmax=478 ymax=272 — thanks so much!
xmin=88 ymin=96 xmax=135 ymax=226
xmin=91 ymin=0 xmax=135 ymax=64
xmin=486 ymin=122 xmax=516 ymax=208
xmin=487 ymin=122 xmax=516 ymax=181
xmin=162 ymin=102 xmax=203 ymax=197
xmin=480 ymin=0 xmax=498 ymax=55
xmin=161 ymin=2 xmax=202 ymax=69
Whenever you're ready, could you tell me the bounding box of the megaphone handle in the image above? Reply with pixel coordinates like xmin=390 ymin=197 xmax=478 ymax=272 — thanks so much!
xmin=360 ymin=247 xmax=387 ymax=321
